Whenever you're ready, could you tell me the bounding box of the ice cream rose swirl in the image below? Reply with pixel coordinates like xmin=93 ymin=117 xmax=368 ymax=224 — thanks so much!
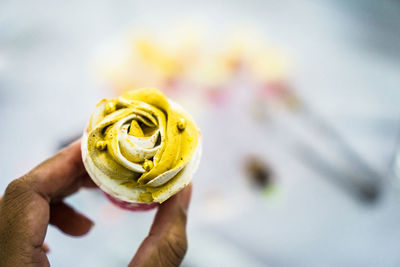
xmin=82 ymin=88 xmax=201 ymax=203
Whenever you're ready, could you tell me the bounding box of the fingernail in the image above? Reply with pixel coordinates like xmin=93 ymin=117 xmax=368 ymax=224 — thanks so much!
xmin=180 ymin=183 xmax=192 ymax=211
xmin=42 ymin=242 xmax=50 ymax=253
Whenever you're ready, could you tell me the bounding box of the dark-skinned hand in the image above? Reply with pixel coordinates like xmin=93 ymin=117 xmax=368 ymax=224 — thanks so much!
xmin=0 ymin=141 xmax=191 ymax=267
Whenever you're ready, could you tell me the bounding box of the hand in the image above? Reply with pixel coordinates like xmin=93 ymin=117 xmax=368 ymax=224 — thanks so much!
xmin=129 ymin=184 xmax=191 ymax=267
xmin=0 ymin=141 xmax=192 ymax=267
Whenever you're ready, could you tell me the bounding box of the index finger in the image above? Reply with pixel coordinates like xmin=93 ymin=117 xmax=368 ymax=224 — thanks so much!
xmin=27 ymin=140 xmax=95 ymax=201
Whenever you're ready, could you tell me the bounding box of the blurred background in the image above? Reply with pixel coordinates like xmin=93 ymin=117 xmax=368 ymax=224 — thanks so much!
xmin=1 ymin=0 xmax=400 ymax=266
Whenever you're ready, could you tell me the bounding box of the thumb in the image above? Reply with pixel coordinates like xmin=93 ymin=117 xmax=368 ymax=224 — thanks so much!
xmin=129 ymin=184 xmax=192 ymax=267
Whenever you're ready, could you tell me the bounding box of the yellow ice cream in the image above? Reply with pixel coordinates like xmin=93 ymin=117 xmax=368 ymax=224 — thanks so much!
xmin=83 ymin=88 xmax=201 ymax=203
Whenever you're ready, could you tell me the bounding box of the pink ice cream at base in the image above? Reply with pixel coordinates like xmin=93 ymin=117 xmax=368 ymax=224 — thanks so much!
xmin=104 ymin=192 xmax=159 ymax=211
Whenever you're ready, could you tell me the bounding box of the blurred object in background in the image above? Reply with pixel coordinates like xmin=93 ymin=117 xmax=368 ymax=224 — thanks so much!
xmin=390 ymin=130 xmax=400 ymax=185
xmin=93 ymin=27 xmax=289 ymax=106
xmin=244 ymin=154 xmax=274 ymax=191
